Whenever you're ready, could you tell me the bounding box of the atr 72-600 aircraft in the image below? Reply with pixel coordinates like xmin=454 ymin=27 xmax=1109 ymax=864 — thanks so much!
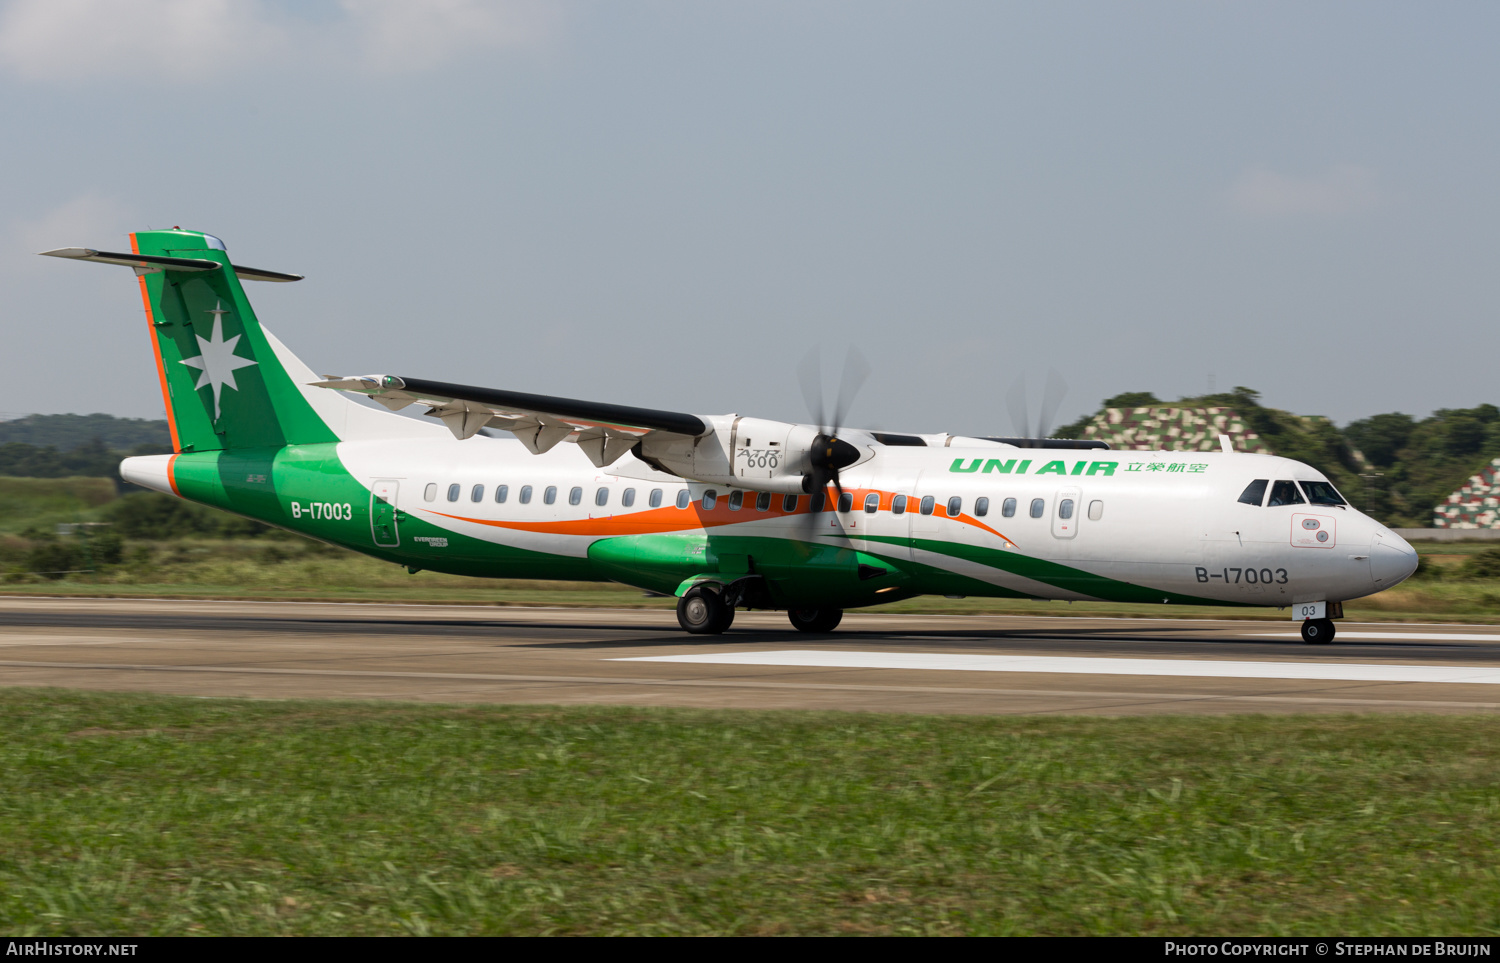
xmin=45 ymin=229 xmax=1418 ymax=643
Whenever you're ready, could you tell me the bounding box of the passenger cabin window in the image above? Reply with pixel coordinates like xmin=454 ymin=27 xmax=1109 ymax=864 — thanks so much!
xmin=447 ymin=483 xmax=460 ymax=502
xmin=810 ymin=492 xmax=826 ymax=513
xmin=595 ymin=487 xmax=609 ymax=507
xmin=947 ymin=496 xmax=962 ymax=517
xmin=622 ymin=488 xmax=636 ymax=508
xmin=864 ymin=493 xmax=878 ymax=513
xmin=837 ymin=492 xmax=853 ymax=513
xmin=1002 ymin=497 xmax=1016 ymax=518
xmin=1238 ymin=479 xmax=1269 ymax=506
xmin=703 ymin=490 xmax=717 ymax=510
xmin=648 ymin=489 xmax=662 ymax=508
xmin=543 ymin=486 xmax=558 ymax=505
xmin=1088 ymin=500 xmax=1103 ymax=521
xmin=675 ymin=489 xmax=690 ymax=509
xmin=519 ymin=485 xmax=533 ymax=504
xmin=494 ymin=485 xmax=508 ymax=504
xmin=1300 ymin=481 xmax=1347 ymax=507
xmin=568 ymin=487 xmax=583 ymax=506
xmin=920 ymin=495 xmax=935 ymax=516
xmin=975 ymin=496 xmax=989 ymax=517
xmin=1058 ymin=498 xmax=1075 ymax=520
xmin=1267 ymin=480 xmax=1305 ymax=507
xmin=756 ymin=492 xmax=772 ymax=512
xmin=471 ymin=484 xmax=484 ymax=503
xmin=424 ymin=483 xmax=437 ymax=502
xmin=892 ymin=494 xmax=907 ymax=515
xmin=728 ymin=491 xmax=743 ymax=511
xmin=783 ymin=494 xmax=798 ymax=512
xmin=1029 ymin=498 xmax=1045 ymax=518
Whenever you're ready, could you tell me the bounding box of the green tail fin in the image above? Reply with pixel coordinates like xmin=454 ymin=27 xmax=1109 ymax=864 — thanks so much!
xmin=131 ymin=229 xmax=338 ymax=452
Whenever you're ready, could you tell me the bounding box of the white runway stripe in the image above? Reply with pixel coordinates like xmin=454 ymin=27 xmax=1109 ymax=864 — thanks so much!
xmin=1255 ymin=632 xmax=1500 ymax=642
xmin=615 ymin=650 xmax=1500 ymax=685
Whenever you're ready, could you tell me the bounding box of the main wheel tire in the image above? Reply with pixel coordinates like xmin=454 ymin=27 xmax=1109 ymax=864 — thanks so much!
xmin=1300 ymin=618 xmax=1336 ymax=644
xmin=788 ymin=607 xmax=843 ymax=633
xmin=677 ymin=586 xmax=730 ymax=635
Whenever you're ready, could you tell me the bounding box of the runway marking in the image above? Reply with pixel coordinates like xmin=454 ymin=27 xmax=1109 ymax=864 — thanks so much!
xmin=0 ymin=659 xmax=1496 ymax=710
xmin=615 ymin=650 xmax=1500 ymax=685
xmin=0 ymin=636 xmax=124 ymax=647
xmin=1254 ymin=632 xmax=1500 ymax=642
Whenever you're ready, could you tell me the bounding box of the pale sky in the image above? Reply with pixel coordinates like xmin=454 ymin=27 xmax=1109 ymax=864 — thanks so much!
xmin=2 ymin=1 xmax=1495 ymax=435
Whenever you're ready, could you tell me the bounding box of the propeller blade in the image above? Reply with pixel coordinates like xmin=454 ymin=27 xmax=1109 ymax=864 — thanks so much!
xmin=1006 ymin=376 xmax=1030 ymax=439
xmin=831 ymin=347 xmax=871 ymax=433
xmin=1037 ymin=368 xmax=1068 ymax=439
xmin=797 ymin=348 xmax=826 ymax=431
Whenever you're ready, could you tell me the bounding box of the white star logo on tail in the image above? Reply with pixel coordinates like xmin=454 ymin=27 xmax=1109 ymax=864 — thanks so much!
xmin=180 ymin=300 xmax=258 ymax=420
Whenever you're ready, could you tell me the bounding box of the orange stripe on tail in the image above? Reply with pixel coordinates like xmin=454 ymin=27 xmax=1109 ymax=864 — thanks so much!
xmin=131 ymin=233 xmax=181 ymax=453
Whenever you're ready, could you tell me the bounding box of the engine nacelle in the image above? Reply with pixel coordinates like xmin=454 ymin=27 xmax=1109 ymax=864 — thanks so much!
xmin=637 ymin=416 xmax=860 ymax=494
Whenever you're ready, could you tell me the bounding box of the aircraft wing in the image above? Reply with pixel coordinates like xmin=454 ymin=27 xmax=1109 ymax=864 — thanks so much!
xmin=312 ymin=374 xmax=708 ymax=467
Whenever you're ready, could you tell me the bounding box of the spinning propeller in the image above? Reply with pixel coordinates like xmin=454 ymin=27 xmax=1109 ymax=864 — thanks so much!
xmin=1006 ymin=368 xmax=1069 ymax=441
xmin=797 ymin=347 xmax=870 ymax=505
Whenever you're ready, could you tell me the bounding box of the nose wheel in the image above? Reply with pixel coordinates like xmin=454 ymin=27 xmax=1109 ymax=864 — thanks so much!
xmin=1300 ymin=618 xmax=1336 ymax=644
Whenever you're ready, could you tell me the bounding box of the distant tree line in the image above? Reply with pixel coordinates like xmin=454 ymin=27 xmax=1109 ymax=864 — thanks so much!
xmin=0 ymin=413 xmax=171 ymax=451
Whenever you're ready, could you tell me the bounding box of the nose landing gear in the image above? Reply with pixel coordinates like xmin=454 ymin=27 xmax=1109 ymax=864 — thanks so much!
xmin=1300 ymin=618 xmax=1336 ymax=644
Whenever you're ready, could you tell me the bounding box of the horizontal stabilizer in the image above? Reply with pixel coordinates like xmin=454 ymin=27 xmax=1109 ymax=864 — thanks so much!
xmin=39 ymin=248 xmax=303 ymax=282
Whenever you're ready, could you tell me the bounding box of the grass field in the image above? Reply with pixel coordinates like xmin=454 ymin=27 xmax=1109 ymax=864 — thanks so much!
xmin=0 ymin=689 xmax=1496 ymax=936
xmin=0 ymin=477 xmax=115 ymax=535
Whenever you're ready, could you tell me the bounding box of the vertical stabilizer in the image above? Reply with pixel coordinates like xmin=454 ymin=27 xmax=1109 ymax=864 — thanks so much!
xmin=131 ymin=229 xmax=338 ymax=452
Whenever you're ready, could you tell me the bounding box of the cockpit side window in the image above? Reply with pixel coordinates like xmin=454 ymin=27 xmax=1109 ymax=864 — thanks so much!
xmin=1300 ymin=481 xmax=1347 ymax=506
xmin=1238 ymin=479 xmax=1269 ymax=506
xmin=1266 ymin=480 xmax=1305 ymax=507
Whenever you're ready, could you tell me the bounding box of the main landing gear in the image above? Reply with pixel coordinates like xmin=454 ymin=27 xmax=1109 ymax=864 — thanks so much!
xmin=1300 ymin=618 xmax=1336 ymax=644
xmin=675 ymin=588 xmax=846 ymax=636
xmin=676 ymin=585 xmax=735 ymax=635
xmin=788 ymin=607 xmax=843 ymax=633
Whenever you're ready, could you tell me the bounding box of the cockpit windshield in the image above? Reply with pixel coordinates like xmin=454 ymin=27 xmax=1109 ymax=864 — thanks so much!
xmin=1266 ymin=480 xmax=1305 ymax=507
xmin=1299 ymin=481 xmax=1347 ymax=506
xmin=1237 ymin=479 xmax=1268 ymax=506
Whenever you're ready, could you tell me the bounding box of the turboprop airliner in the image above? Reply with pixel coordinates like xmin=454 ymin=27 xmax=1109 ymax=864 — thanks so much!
xmin=43 ymin=229 xmax=1418 ymax=643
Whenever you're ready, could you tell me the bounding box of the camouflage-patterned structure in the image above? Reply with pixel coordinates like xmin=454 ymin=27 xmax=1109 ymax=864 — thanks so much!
xmin=1081 ymin=408 xmax=1272 ymax=453
xmin=1434 ymin=457 xmax=1500 ymax=529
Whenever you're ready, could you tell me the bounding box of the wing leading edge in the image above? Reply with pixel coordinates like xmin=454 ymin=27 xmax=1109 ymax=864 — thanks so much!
xmin=312 ymin=374 xmax=708 ymax=468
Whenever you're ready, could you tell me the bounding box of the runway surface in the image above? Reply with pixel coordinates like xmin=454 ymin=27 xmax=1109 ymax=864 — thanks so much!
xmin=1 ymin=597 xmax=1499 ymax=715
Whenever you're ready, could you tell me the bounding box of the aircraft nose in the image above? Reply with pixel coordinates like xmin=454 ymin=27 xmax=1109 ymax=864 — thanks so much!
xmin=1371 ymin=528 xmax=1419 ymax=588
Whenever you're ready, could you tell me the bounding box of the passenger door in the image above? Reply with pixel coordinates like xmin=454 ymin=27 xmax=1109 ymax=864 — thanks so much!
xmin=908 ymin=470 xmax=944 ymax=551
xmin=1051 ymin=486 xmax=1081 ymax=539
xmin=370 ymin=480 xmax=400 ymax=547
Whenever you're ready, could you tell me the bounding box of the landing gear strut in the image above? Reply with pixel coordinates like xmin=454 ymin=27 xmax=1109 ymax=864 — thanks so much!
xmin=677 ymin=585 xmax=734 ymax=635
xmin=788 ymin=607 xmax=843 ymax=633
xmin=1300 ymin=618 xmax=1336 ymax=644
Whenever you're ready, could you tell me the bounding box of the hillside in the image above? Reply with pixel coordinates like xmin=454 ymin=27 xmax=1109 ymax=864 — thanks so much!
xmin=1056 ymin=389 xmax=1499 ymax=527
xmin=0 ymin=413 xmax=171 ymax=452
